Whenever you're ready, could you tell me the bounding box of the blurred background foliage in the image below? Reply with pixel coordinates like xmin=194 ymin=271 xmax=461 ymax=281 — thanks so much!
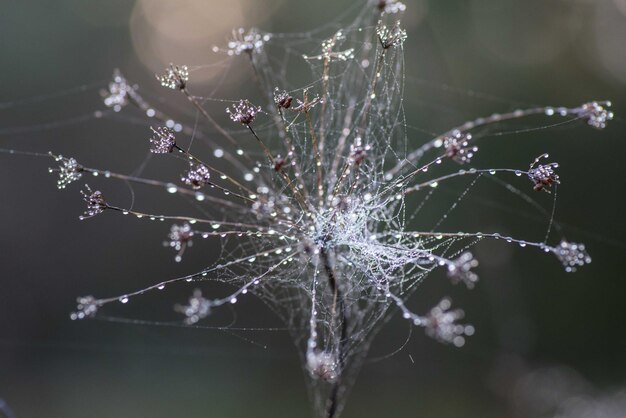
xmin=1 ymin=0 xmax=625 ymax=417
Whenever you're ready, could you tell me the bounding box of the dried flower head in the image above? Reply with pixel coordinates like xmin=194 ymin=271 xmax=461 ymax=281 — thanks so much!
xmin=70 ymin=295 xmax=100 ymax=320
xmin=225 ymin=28 xmax=269 ymax=56
xmin=377 ymin=20 xmax=407 ymax=49
xmin=165 ymin=223 xmax=194 ymax=262
xmin=175 ymin=289 xmax=211 ymax=324
xmin=378 ymin=0 xmax=407 ymax=14
xmin=576 ymin=101 xmax=613 ymax=129
xmin=528 ymin=153 xmax=560 ymax=192
xmin=447 ymin=252 xmax=479 ymax=289
xmin=421 ymin=298 xmax=475 ymax=347
xmin=79 ymin=185 xmax=107 ymax=220
xmin=553 ymin=241 xmax=592 ymax=272
xmin=227 ymin=100 xmax=261 ymax=125
xmin=303 ymin=30 xmax=355 ymax=62
xmin=443 ymin=131 xmax=478 ymax=164
xmin=181 ymin=163 xmax=211 ymax=190
xmin=149 ymin=126 xmax=176 ymax=154
xmin=101 ymin=69 xmax=131 ymax=111
xmin=49 ymin=154 xmax=83 ymax=189
xmin=156 ymin=63 xmax=189 ymax=90
xmin=274 ymin=88 xmax=293 ymax=109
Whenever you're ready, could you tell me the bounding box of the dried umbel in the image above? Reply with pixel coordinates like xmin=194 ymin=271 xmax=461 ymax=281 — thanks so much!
xmin=149 ymin=126 xmax=176 ymax=154
xmin=165 ymin=223 xmax=194 ymax=263
xmin=175 ymin=289 xmax=211 ymax=325
xmin=227 ymin=99 xmax=261 ymax=125
xmin=79 ymin=185 xmax=107 ymax=220
xmin=156 ymin=63 xmax=189 ymax=90
xmin=224 ymin=28 xmax=269 ymax=56
xmin=12 ymin=2 xmax=608 ymax=418
xmin=528 ymin=153 xmax=560 ymax=193
xmin=181 ymin=163 xmax=211 ymax=190
xmin=443 ymin=131 xmax=478 ymax=164
xmin=49 ymin=153 xmax=84 ymax=189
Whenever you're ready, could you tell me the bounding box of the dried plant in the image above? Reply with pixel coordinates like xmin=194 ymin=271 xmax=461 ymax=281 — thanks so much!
xmin=3 ymin=1 xmax=614 ymax=417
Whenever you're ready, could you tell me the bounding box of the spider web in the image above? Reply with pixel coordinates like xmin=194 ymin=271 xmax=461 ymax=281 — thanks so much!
xmin=0 ymin=1 xmax=610 ymax=416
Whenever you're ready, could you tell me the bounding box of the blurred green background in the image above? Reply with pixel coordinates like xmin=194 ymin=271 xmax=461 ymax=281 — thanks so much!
xmin=1 ymin=0 xmax=625 ymax=417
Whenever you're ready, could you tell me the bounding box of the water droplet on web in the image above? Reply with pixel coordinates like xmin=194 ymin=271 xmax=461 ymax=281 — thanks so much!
xmin=166 ymin=184 xmax=178 ymax=193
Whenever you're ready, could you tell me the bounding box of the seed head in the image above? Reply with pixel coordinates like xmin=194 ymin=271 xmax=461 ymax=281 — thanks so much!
xmin=528 ymin=154 xmax=560 ymax=193
xmin=377 ymin=0 xmax=407 ymax=14
xmin=149 ymin=126 xmax=176 ymax=154
xmin=422 ymin=298 xmax=474 ymax=347
xmin=49 ymin=154 xmax=83 ymax=189
xmin=101 ymin=69 xmax=131 ymax=111
xmin=227 ymin=100 xmax=261 ymax=125
xmin=70 ymin=295 xmax=100 ymax=320
xmin=175 ymin=289 xmax=211 ymax=324
xmin=377 ymin=21 xmax=407 ymax=49
xmin=225 ymin=28 xmax=268 ymax=56
xmin=553 ymin=241 xmax=592 ymax=272
xmin=181 ymin=163 xmax=211 ymax=190
xmin=79 ymin=185 xmax=107 ymax=220
xmin=156 ymin=63 xmax=189 ymax=90
xmin=577 ymin=101 xmax=613 ymax=129
xmin=443 ymin=131 xmax=478 ymax=164
xmin=274 ymin=88 xmax=293 ymax=109
xmin=165 ymin=223 xmax=194 ymax=262
xmin=447 ymin=252 xmax=479 ymax=289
